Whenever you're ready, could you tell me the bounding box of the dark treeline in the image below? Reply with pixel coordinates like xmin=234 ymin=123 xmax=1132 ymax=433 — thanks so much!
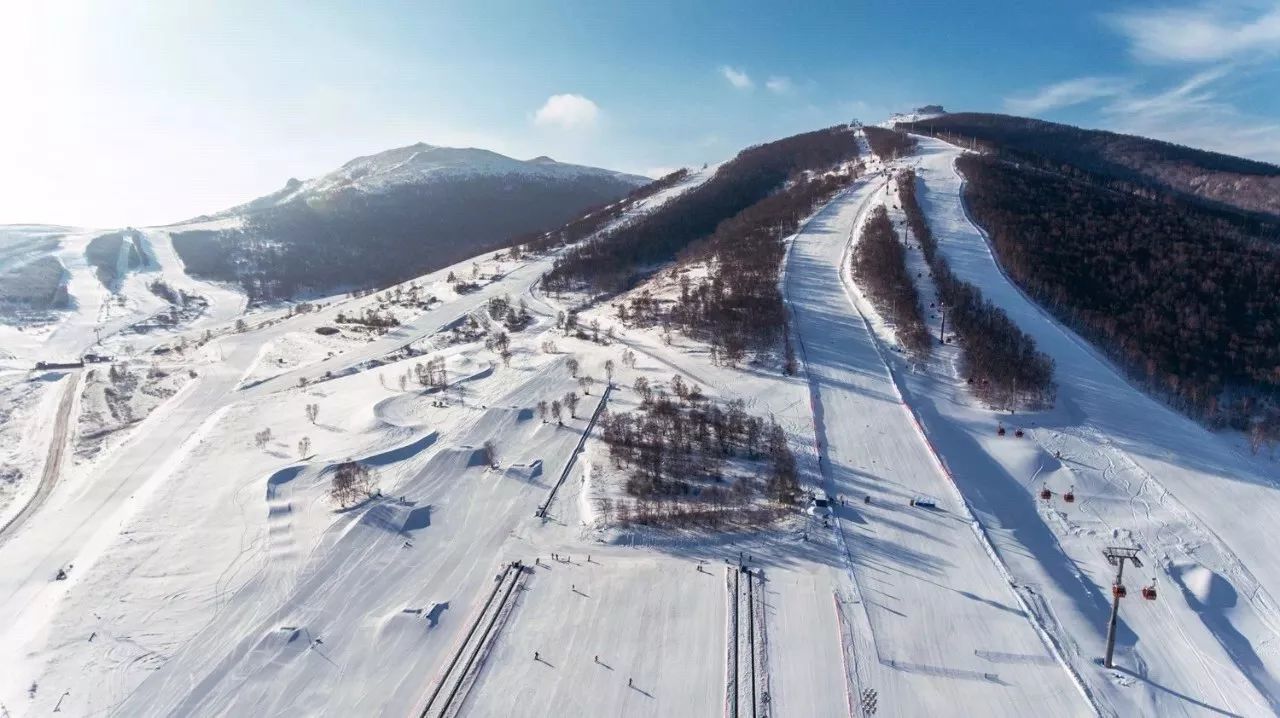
xmin=543 ymin=125 xmax=861 ymax=294
xmin=896 ymin=113 xmax=1280 ymax=222
xmin=172 ymin=173 xmax=639 ymax=303
xmin=898 ymin=170 xmax=1056 ymax=409
xmin=853 ymin=206 xmax=931 ymax=357
xmin=863 ymin=126 xmax=918 ymax=160
xmin=957 ymin=153 xmax=1280 ymax=431
xmin=622 ymin=169 xmax=857 ymax=369
xmin=600 ymin=374 xmax=800 ymax=509
xmin=519 ymin=169 xmax=691 ymax=255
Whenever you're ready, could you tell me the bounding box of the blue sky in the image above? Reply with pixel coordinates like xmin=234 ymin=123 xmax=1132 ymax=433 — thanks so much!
xmin=2 ymin=0 xmax=1278 ymax=227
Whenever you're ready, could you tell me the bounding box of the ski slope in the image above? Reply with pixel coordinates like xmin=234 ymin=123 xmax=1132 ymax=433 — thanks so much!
xmin=890 ymin=133 xmax=1280 ymax=711
xmin=842 ymin=133 xmax=1280 ymax=716
xmin=783 ymin=172 xmax=1090 ymax=716
xmin=0 ymin=166 xmax=724 ymax=717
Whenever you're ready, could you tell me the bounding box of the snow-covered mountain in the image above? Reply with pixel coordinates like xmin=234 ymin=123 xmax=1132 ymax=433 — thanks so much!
xmin=167 ymin=144 xmax=652 ymax=302
xmin=212 ymin=143 xmax=649 ymax=219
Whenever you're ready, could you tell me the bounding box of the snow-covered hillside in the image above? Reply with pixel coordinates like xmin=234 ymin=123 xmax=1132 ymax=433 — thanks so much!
xmin=2 ymin=122 xmax=1277 ymax=718
xmin=0 ymin=165 xmax=710 ymax=717
xmin=0 ymin=144 xmax=650 ymax=351
xmin=218 ymin=143 xmax=650 ymax=215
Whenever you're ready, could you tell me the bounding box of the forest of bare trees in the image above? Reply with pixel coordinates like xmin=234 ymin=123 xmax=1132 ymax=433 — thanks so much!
xmin=657 ymin=169 xmax=857 ymax=369
xmin=542 ymin=125 xmax=861 ymax=295
xmin=956 ymin=153 xmax=1280 ymax=432
xmin=898 ymin=170 xmax=1056 ymax=409
xmin=600 ymin=376 xmax=799 ymax=515
xmin=863 ymin=126 xmax=917 ymax=160
xmin=853 ymin=206 xmax=931 ymax=358
xmin=520 ymin=169 xmax=691 ymax=254
xmin=896 ymin=112 xmax=1280 ymax=220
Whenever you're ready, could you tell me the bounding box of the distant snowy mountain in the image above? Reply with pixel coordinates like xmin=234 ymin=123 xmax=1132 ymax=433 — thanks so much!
xmin=212 ymin=144 xmax=648 ymax=220
xmin=172 ymin=143 xmax=651 ymax=302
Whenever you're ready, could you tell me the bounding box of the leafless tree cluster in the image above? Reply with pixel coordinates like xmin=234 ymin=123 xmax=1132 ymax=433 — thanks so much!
xmin=484 ymin=331 xmax=512 ymax=366
xmin=862 ymin=126 xmax=918 ymax=160
xmin=520 ymin=169 xmax=692 ymax=255
xmin=329 ymin=460 xmax=376 ymax=507
xmin=853 ymin=206 xmax=931 ymax=358
xmin=486 ymin=293 xmax=532 ymax=330
xmin=600 ymin=376 xmax=799 ymax=505
xmin=253 ymin=427 xmax=273 ymax=449
xmin=335 ymin=306 xmax=399 ymax=329
xmin=413 ymin=356 xmax=448 ymax=389
xmin=596 ymin=496 xmax=786 ymax=531
xmin=619 ymin=168 xmax=856 ymax=371
xmin=542 ymin=125 xmax=861 ymax=295
xmin=898 ymin=170 xmax=1056 ymax=410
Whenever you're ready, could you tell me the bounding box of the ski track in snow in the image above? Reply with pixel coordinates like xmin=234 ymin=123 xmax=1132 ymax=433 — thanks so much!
xmin=843 ymin=133 xmax=1280 ymax=717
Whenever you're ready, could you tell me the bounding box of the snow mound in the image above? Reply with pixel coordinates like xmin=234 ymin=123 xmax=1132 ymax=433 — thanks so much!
xmin=1173 ymin=563 xmax=1237 ymax=609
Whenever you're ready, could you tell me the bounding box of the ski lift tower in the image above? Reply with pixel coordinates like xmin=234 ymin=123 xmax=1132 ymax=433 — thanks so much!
xmin=1103 ymin=546 xmax=1142 ymax=668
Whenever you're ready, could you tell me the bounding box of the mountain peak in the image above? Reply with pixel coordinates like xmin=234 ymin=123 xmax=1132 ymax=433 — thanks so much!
xmin=209 ymin=143 xmax=649 ymax=221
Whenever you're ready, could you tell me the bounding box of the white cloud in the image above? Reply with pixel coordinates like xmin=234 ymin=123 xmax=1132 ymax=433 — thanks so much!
xmin=998 ymin=3 xmax=1280 ymax=163
xmin=533 ymin=93 xmax=600 ymax=130
xmin=1103 ymin=69 xmax=1280 ymax=162
xmin=1004 ymin=76 xmax=1130 ymax=114
xmin=765 ymin=76 xmax=794 ymax=94
xmin=1004 ymin=67 xmax=1280 ymax=163
xmin=1107 ymin=2 xmax=1280 ymax=64
xmin=1105 ymin=66 xmax=1230 ymax=118
xmin=719 ymin=65 xmax=752 ymax=89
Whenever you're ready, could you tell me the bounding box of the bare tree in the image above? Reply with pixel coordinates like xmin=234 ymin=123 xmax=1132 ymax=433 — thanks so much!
xmin=671 ymin=374 xmax=688 ymax=400
xmin=634 ymin=376 xmax=652 ymax=403
xmin=305 ymin=403 xmax=319 ymax=424
xmin=565 ymin=356 xmax=580 ymax=377
xmin=481 ymin=439 xmax=498 ymax=467
xmin=330 ymin=460 xmax=375 ymax=507
xmin=298 ymin=436 xmax=311 ymax=458
xmin=551 ymin=399 xmax=563 ymax=425
xmin=537 ymin=400 xmax=548 ymax=423
xmin=580 ymin=375 xmax=595 ymax=395
xmin=604 ymin=359 xmax=616 ymax=386
xmin=564 ymin=391 xmax=581 ymax=419
xmin=254 ymin=428 xmax=274 ymax=449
